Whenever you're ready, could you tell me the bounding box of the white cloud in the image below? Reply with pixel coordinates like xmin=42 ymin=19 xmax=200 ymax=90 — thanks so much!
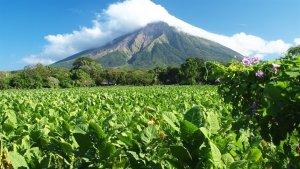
xmin=22 ymin=55 xmax=55 ymax=65
xmin=295 ymin=38 xmax=300 ymax=45
xmin=23 ymin=0 xmax=293 ymax=65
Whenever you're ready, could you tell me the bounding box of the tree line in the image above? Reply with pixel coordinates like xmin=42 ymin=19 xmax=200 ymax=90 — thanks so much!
xmin=1 ymin=45 xmax=299 ymax=90
xmin=0 ymin=57 xmax=228 ymax=90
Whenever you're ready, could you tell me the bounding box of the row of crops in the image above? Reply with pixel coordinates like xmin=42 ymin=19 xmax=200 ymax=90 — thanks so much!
xmin=0 ymin=86 xmax=296 ymax=169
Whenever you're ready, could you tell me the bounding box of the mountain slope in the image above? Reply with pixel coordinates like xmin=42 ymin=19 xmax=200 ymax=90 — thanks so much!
xmin=52 ymin=22 xmax=242 ymax=69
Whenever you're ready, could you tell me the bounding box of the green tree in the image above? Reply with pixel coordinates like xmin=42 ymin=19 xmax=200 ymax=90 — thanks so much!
xmin=72 ymin=57 xmax=103 ymax=86
xmin=72 ymin=57 xmax=102 ymax=77
xmin=203 ymin=61 xmax=226 ymax=84
xmin=126 ymin=70 xmax=154 ymax=85
xmin=149 ymin=67 xmax=164 ymax=84
xmin=0 ymin=71 xmax=10 ymax=90
xmin=49 ymin=67 xmax=73 ymax=88
xmin=0 ymin=78 xmax=9 ymax=90
xmin=287 ymin=45 xmax=300 ymax=57
xmin=9 ymin=64 xmax=50 ymax=89
xmin=103 ymin=68 xmax=128 ymax=85
xmin=158 ymin=67 xmax=180 ymax=84
xmin=71 ymin=69 xmax=95 ymax=87
xmin=45 ymin=77 xmax=60 ymax=88
xmin=180 ymin=58 xmax=205 ymax=85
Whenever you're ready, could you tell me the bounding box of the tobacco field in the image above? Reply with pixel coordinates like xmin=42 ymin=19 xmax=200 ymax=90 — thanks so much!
xmin=1 ymin=86 xmax=298 ymax=169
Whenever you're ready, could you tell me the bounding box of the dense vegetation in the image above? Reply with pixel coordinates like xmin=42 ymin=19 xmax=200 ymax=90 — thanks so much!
xmin=0 ymin=86 xmax=296 ymax=169
xmin=220 ymin=52 xmax=300 ymax=145
xmin=0 ymin=57 xmax=224 ymax=90
xmin=218 ymin=47 xmax=300 ymax=168
xmin=0 ymin=46 xmax=299 ymax=168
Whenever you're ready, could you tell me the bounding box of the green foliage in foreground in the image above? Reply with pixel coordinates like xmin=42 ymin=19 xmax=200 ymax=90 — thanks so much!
xmin=219 ymin=55 xmax=300 ymax=168
xmin=0 ymin=86 xmax=295 ymax=169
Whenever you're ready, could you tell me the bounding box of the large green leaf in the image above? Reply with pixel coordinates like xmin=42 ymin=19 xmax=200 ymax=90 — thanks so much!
xmin=8 ymin=151 xmax=29 ymax=169
xmin=264 ymin=83 xmax=283 ymax=100
xmin=247 ymin=147 xmax=262 ymax=162
xmin=222 ymin=153 xmax=235 ymax=167
xmin=285 ymin=71 xmax=300 ymax=78
xmin=180 ymin=120 xmax=198 ymax=141
xmin=184 ymin=106 xmax=202 ymax=127
xmin=206 ymin=111 xmax=220 ymax=134
xmin=73 ymin=132 xmax=92 ymax=151
xmin=98 ymin=142 xmax=116 ymax=160
xmin=3 ymin=110 xmax=17 ymax=133
xmin=210 ymin=142 xmax=223 ymax=167
xmin=59 ymin=140 xmax=73 ymax=155
xmin=117 ymin=134 xmax=133 ymax=147
xmin=88 ymin=122 xmax=106 ymax=142
xmin=140 ymin=125 xmax=158 ymax=144
xmin=20 ymin=135 xmax=31 ymax=151
xmin=162 ymin=112 xmax=179 ymax=131
xmin=199 ymin=127 xmax=210 ymax=139
xmin=170 ymin=145 xmax=193 ymax=165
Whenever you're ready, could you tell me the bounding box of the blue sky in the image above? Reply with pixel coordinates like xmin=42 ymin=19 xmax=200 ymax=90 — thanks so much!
xmin=0 ymin=0 xmax=299 ymax=70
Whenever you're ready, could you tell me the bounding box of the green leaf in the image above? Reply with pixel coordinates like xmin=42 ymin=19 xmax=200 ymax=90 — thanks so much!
xmin=206 ymin=111 xmax=220 ymax=134
xmin=112 ymin=158 xmax=127 ymax=169
xmin=140 ymin=125 xmax=158 ymax=144
xmin=117 ymin=134 xmax=133 ymax=147
xmin=170 ymin=145 xmax=193 ymax=165
xmin=3 ymin=110 xmax=17 ymax=133
xmin=61 ymin=120 xmax=71 ymax=134
xmin=126 ymin=151 xmax=145 ymax=168
xmin=6 ymin=110 xmax=17 ymax=124
xmin=210 ymin=142 xmax=222 ymax=167
xmin=98 ymin=142 xmax=116 ymax=160
xmin=264 ymin=83 xmax=283 ymax=99
xmin=180 ymin=120 xmax=198 ymax=141
xmin=73 ymin=132 xmax=92 ymax=151
xmin=222 ymin=153 xmax=235 ymax=167
xmin=230 ymin=160 xmax=248 ymax=169
xmin=59 ymin=141 xmax=73 ymax=155
xmin=146 ymin=106 xmax=155 ymax=113
xmin=199 ymin=127 xmax=210 ymax=139
xmin=247 ymin=147 xmax=262 ymax=162
xmin=20 ymin=135 xmax=31 ymax=151
xmin=88 ymin=122 xmax=106 ymax=142
xmin=126 ymin=151 xmax=139 ymax=161
xmin=8 ymin=151 xmax=29 ymax=169
xmin=162 ymin=112 xmax=179 ymax=131
xmin=285 ymin=71 xmax=300 ymax=78
xmin=184 ymin=106 xmax=202 ymax=127
xmin=157 ymin=148 xmax=169 ymax=157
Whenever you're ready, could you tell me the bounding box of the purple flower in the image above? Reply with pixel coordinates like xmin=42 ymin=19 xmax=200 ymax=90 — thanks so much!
xmin=272 ymin=63 xmax=280 ymax=69
xmin=256 ymin=70 xmax=264 ymax=78
xmin=272 ymin=63 xmax=280 ymax=73
xmin=242 ymin=57 xmax=251 ymax=66
xmin=215 ymin=78 xmax=221 ymax=83
xmin=242 ymin=56 xmax=260 ymax=66
xmin=287 ymin=164 xmax=293 ymax=169
xmin=251 ymin=57 xmax=260 ymax=64
xmin=251 ymin=102 xmax=257 ymax=109
xmin=251 ymin=102 xmax=257 ymax=115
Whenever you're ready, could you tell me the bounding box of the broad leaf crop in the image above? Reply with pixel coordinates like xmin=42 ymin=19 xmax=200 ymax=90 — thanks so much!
xmin=0 ymin=85 xmax=296 ymax=168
